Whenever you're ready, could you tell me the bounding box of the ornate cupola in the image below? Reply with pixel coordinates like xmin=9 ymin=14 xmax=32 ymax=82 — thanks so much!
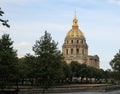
xmin=62 ymin=12 xmax=88 ymax=64
xmin=66 ymin=12 xmax=84 ymax=38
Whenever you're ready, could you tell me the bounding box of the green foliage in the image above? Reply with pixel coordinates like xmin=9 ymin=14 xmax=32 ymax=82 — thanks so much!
xmin=110 ymin=50 xmax=120 ymax=72
xmin=61 ymin=61 xmax=71 ymax=80
xmin=1 ymin=32 xmax=120 ymax=90
xmin=17 ymin=57 xmax=28 ymax=83
xmin=32 ymin=31 xmax=64 ymax=90
xmin=17 ymin=54 xmax=36 ymax=86
xmin=69 ymin=61 xmax=109 ymax=84
xmin=0 ymin=7 xmax=10 ymax=28
xmin=24 ymin=54 xmax=37 ymax=79
xmin=70 ymin=61 xmax=82 ymax=78
xmin=0 ymin=34 xmax=17 ymax=89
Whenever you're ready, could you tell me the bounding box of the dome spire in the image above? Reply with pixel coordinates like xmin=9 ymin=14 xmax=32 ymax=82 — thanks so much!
xmin=74 ymin=10 xmax=76 ymax=19
xmin=72 ymin=11 xmax=78 ymax=28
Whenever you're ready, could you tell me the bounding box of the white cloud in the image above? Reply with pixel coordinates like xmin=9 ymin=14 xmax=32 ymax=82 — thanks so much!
xmin=0 ymin=0 xmax=34 ymax=6
xmin=107 ymin=0 xmax=120 ymax=5
xmin=63 ymin=0 xmax=96 ymax=3
xmin=14 ymin=42 xmax=32 ymax=58
xmin=0 ymin=0 xmax=28 ymax=3
xmin=15 ymin=42 xmax=29 ymax=48
xmin=0 ymin=27 xmax=9 ymax=32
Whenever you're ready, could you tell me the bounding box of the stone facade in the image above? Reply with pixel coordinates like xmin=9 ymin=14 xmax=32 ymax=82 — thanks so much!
xmin=62 ymin=14 xmax=99 ymax=68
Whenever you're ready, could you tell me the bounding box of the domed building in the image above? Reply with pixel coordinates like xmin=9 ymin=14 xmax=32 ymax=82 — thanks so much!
xmin=62 ymin=13 xmax=99 ymax=68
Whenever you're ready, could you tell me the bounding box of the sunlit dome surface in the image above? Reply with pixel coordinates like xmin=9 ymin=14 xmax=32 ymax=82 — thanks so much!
xmin=66 ymin=13 xmax=84 ymax=38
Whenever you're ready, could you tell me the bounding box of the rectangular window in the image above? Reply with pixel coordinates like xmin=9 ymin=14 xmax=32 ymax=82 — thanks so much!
xmin=66 ymin=49 xmax=68 ymax=55
xmin=76 ymin=48 xmax=79 ymax=54
xmin=71 ymin=40 xmax=73 ymax=43
xmin=71 ymin=49 xmax=73 ymax=54
xmin=82 ymin=49 xmax=84 ymax=55
xmin=77 ymin=40 xmax=79 ymax=44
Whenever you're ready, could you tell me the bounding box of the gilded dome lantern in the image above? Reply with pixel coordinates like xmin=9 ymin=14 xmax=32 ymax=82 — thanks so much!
xmin=66 ymin=12 xmax=84 ymax=38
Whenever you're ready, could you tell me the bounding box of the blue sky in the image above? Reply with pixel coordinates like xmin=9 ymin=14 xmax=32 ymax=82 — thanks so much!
xmin=0 ymin=0 xmax=120 ymax=70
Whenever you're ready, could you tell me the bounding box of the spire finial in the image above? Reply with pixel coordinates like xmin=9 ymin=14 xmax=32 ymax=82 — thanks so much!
xmin=72 ymin=10 xmax=78 ymax=28
xmin=74 ymin=10 xmax=76 ymax=19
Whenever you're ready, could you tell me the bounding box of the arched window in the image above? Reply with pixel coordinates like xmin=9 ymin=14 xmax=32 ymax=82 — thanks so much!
xmin=76 ymin=48 xmax=79 ymax=54
xmin=71 ymin=49 xmax=73 ymax=54
xmin=71 ymin=40 xmax=73 ymax=43
xmin=82 ymin=48 xmax=84 ymax=55
xmin=77 ymin=40 xmax=79 ymax=44
xmin=67 ymin=40 xmax=69 ymax=44
xmin=81 ymin=40 xmax=83 ymax=44
xmin=66 ymin=49 xmax=68 ymax=55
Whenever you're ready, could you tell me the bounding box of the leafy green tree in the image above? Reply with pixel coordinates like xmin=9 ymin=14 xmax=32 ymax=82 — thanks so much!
xmin=24 ymin=54 xmax=37 ymax=85
xmin=0 ymin=34 xmax=17 ymax=90
xmin=104 ymin=70 xmax=111 ymax=83
xmin=110 ymin=50 xmax=120 ymax=72
xmin=69 ymin=61 xmax=90 ymax=83
xmin=110 ymin=71 xmax=120 ymax=84
xmin=61 ymin=61 xmax=71 ymax=83
xmin=0 ymin=7 xmax=10 ymax=28
xmin=18 ymin=54 xmax=36 ymax=86
xmin=32 ymin=31 xmax=64 ymax=93
xmin=70 ymin=61 xmax=81 ymax=79
xmin=85 ymin=66 xmax=95 ymax=83
xmin=18 ymin=57 xmax=28 ymax=85
xmin=79 ymin=64 xmax=88 ymax=83
xmin=93 ymin=68 xmax=105 ymax=84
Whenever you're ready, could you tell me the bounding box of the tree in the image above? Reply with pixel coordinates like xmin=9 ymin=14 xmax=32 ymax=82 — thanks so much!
xmin=0 ymin=7 xmax=10 ymax=28
xmin=17 ymin=54 xmax=36 ymax=86
xmin=70 ymin=61 xmax=81 ymax=78
xmin=85 ymin=66 xmax=95 ymax=83
xmin=17 ymin=57 xmax=28 ymax=85
xmin=61 ymin=61 xmax=71 ymax=84
xmin=32 ymin=31 xmax=64 ymax=93
xmin=0 ymin=34 xmax=18 ymax=90
xmin=111 ymin=71 xmax=120 ymax=84
xmin=110 ymin=50 xmax=120 ymax=72
xmin=79 ymin=64 xmax=88 ymax=83
xmin=24 ymin=54 xmax=37 ymax=85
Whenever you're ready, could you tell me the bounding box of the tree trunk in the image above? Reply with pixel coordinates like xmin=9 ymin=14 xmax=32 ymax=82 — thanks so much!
xmin=21 ymin=78 xmax=24 ymax=85
xmin=15 ymin=80 xmax=19 ymax=94
xmin=81 ymin=77 xmax=83 ymax=84
xmin=42 ymin=88 xmax=45 ymax=94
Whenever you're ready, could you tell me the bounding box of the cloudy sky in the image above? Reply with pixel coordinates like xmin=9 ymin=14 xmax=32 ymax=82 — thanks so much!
xmin=0 ymin=0 xmax=120 ymax=70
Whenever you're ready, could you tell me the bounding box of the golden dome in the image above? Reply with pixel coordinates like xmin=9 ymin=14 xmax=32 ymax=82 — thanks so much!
xmin=66 ymin=12 xmax=84 ymax=38
xmin=66 ymin=28 xmax=84 ymax=38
